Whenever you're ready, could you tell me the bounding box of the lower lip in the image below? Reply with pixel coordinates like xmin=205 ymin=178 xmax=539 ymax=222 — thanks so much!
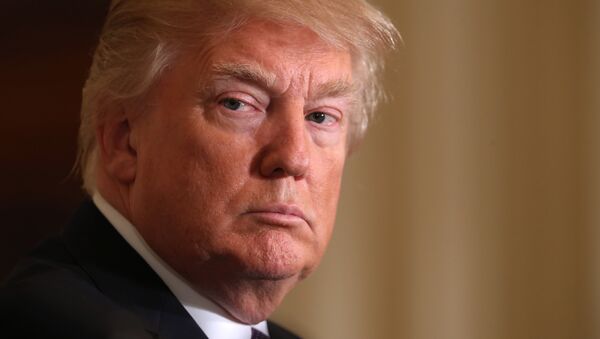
xmin=246 ymin=212 xmax=306 ymax=227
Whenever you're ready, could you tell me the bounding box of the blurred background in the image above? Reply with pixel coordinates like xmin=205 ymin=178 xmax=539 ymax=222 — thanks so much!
xmin=1 ymin=1 xmax=598 ymax=339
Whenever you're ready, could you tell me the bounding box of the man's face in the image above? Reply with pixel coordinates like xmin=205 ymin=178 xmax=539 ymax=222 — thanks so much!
xmin=129 ymin=21 xmax=353 ymax=297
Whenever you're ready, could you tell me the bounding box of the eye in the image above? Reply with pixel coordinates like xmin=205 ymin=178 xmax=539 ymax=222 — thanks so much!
xmin=220 ymin=98 xmax=245 ymax=111
xmin=305 ymin=111 xmax=337 ymax=125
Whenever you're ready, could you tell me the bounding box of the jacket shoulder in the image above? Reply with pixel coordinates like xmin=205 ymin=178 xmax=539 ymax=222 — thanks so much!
xmin=0 ymin=237 xmax=152 ymax=339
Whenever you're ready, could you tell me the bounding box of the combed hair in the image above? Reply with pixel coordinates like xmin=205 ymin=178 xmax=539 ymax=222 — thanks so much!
xmin=78 ymin=0 xmax=399 ymax=193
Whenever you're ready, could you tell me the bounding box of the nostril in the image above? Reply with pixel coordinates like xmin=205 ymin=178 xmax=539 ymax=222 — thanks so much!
xmin=270 ymin=167 xmax=286 ymax=178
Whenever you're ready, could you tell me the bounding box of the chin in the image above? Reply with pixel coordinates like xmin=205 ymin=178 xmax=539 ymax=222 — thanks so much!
xmin=236 ymin=229 xmax=317 ymax=281
xmin=237 ymin=249 xmax=308 ymax=282
xmin=241 ymin=263 xmax=303 ymax=282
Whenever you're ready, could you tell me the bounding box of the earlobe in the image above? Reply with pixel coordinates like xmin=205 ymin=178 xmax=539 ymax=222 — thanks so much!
xmin=97 ymin=117 xmax=137 ymax=185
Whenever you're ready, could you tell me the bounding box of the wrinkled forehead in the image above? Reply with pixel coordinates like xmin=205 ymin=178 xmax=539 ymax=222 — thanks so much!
xmin=194 ymin=20 xmax=356 ymax=98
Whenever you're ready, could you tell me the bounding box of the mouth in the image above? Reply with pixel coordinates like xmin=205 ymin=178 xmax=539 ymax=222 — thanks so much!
xmin=244 ymin=204 xmax=309 ymax=228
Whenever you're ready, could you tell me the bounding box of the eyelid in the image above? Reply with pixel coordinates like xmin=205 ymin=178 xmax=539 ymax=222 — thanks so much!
xmin=305 ymin=109 xmax=343 ymax=129
xmin=217 ymin=92 xmax=265 ymax=112
xmin=212 ymin=78 xmax=270 ymax=107
xmin=308 ymin=106 xmax=343 ymax=121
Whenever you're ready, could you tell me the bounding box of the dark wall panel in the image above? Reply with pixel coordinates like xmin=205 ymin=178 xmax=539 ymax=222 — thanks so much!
xmin=1 ymin=1 xmax=110 ymax=279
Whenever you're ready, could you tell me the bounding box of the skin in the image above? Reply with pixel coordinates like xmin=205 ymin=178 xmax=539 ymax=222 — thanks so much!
xmin=95 ymin=20 xmax=355 ymax=324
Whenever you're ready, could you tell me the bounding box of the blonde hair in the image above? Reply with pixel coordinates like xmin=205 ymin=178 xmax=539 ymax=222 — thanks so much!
xmin=78 ymin=0 xmax=399 ymax=193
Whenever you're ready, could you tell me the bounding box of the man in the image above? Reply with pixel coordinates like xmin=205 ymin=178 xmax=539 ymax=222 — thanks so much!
xmin=0 ymin=0 xmax=398 ymax=338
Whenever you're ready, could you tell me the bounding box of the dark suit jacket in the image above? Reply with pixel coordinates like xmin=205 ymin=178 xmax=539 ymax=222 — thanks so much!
xmin=0 ymin=201 xmax=300 ymax=339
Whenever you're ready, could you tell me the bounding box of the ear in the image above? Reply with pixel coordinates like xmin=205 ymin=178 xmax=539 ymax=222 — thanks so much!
xmin=96 ymin=115 xmax=138 ymax=185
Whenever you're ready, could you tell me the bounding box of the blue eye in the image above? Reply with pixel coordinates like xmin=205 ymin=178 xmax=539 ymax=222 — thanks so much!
xmin=306 ymin=112 xmax=329 ymax=124
xmin=220 ymin=98 xmax=244 ymax=110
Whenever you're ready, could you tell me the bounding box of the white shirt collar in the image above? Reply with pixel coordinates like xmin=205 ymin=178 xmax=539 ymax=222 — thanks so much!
xmin=92 ymin=193 xmax=270 ymax=339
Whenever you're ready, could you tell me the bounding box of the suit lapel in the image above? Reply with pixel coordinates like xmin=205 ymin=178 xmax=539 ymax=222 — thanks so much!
xmin=62 ymin=200 xmax=208 ymax=339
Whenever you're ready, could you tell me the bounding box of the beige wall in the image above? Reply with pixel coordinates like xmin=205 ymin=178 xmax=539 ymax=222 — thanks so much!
xmin=272 ymin=1 xmax=600 ymax=338
xmin=585 ymin=1 xmax=600 ymax=337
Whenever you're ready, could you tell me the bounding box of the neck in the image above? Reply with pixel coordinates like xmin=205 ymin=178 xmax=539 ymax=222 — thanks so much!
xmin=200 ymin=275 xmax=300 ymax=324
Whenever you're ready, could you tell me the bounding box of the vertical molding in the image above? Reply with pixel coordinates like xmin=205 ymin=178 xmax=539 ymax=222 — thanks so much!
xmin=584 ymin=0 xmax=600 ymax=337
xmin=399 ymin=1 xmax=585 ymax=338
xmin=398 ymin=0 xmax=482 ymax=338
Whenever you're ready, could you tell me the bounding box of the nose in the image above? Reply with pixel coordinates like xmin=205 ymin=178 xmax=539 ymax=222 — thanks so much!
xmin=259 ymin=109 xmax=310 ymax=179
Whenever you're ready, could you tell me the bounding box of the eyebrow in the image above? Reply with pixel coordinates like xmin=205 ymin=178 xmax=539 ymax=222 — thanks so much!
xmin=311 ymin=78 xmax=357 ymax=100
xmin=210 ymin=62 xmax=357 ymax=101
xmin=211 ymin=63 xmax=277 ymax=89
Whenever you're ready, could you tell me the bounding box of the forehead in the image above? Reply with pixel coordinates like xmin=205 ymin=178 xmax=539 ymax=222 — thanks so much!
xmin=205 ymin=20 xmax=354 ymax=92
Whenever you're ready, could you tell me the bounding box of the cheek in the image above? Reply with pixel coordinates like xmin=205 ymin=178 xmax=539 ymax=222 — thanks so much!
xmin=133 ymin=130 xmax=260 ymax=276
xmin=133 ymin=120 xmax=255 ymax=234
xmin=182 ymin=128 xmax=255 ymax=199
xmin=309 ymin=152 xmax=346 ymax=239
